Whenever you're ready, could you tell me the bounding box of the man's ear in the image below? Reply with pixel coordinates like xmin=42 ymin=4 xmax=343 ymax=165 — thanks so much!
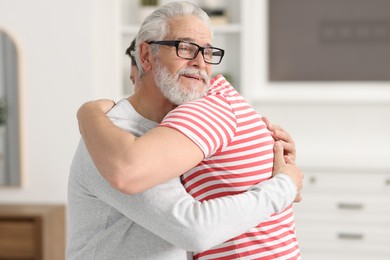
xmin=139 ymin=42 xmax=153 ymax=72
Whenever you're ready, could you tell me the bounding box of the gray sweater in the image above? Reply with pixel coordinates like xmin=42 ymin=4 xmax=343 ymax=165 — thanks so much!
xmin=66 ymin=99 xmax=296 ymax=260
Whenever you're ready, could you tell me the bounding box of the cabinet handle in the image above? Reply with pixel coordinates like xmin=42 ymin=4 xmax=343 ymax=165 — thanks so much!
xmin=337 ymin=203 xmax=363 ymax=210
xmin=338 ymin=233 xmax=364 ymax=240
xmin=386 ymin=179 xmax=390 ymax=186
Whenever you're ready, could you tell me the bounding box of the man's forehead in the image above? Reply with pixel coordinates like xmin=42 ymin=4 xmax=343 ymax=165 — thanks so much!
xmin=167 ymin=16 xmax=212 ymax=43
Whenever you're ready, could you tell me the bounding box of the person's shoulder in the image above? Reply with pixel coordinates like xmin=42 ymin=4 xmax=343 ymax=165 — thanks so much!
xmin=209 ymin=75 xmax=239 ymax=97
xmin=210 ymin=74 xmax=229 ymax=90
xmin=107 ymin=99 xmax=132 ymax=118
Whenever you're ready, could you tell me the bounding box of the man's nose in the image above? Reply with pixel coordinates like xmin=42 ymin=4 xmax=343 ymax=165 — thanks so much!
xmin=190 ymin=50 xmax=207 ymax=68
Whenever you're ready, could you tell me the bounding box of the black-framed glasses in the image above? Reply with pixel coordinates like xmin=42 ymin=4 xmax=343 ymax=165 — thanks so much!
xmin=147 ymin=40 xmax=225 ymax=65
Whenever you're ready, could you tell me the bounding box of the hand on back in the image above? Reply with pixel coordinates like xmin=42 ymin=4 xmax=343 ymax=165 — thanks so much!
xmin=272 ymin=141 xmax=303 ymax=203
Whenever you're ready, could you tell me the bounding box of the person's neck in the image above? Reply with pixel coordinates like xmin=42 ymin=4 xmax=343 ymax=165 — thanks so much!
xmin=128 ymin=79 xmax=176 ymax=123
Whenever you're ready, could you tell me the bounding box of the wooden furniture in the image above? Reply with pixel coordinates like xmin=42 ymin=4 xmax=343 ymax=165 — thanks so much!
xmin=0 ymin=204 xmax=65 ymax=260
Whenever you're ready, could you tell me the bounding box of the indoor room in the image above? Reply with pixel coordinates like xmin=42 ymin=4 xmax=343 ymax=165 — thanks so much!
xmin=0 ymin=0 xmax=389 ymax=259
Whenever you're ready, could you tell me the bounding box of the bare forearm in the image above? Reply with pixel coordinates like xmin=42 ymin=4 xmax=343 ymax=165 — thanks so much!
xmin=77 ymin=101 xmax=203 ymax=194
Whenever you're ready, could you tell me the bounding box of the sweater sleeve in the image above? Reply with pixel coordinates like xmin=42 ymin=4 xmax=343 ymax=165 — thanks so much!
xmin=85 ymin=141 xmax=296 ymax=252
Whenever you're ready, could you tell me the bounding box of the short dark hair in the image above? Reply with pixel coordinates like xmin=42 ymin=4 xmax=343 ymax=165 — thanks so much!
xmin=125 ymin=38 xmax=136 ymax=66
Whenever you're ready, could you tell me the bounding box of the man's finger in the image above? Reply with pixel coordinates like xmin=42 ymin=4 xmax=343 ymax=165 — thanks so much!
xmin=294 ymin=194 xmax=302 ymax=203
xmin=96 ymin=99 xmax=116 ymax=113
xmin=273 ymin=141 xmax=286 ymax=167
xmin=262 ymin=116 xmax=285 ymax=131
xmin=273 ymin=129 xmax=291 ymax=143
xmin=285 ymin=156 xmax=296 ymax=165
xmin=262 ymin=117 xmax=272 ymax=130
xmin=277 ymin=140 xmax=296 ymax=161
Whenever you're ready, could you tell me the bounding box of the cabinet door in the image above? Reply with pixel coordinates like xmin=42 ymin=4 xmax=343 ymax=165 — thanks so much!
xmin=0 ymin=218 xmax=41 ymax=259
xmin=302 ymin=171 xmax=390 ymax=192
xmin=294 ymin=192 xmax=390 ymax=223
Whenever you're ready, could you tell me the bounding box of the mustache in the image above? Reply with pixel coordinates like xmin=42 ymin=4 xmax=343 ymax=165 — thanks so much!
xmin=177 ymin=67 xmax=210 ymax=83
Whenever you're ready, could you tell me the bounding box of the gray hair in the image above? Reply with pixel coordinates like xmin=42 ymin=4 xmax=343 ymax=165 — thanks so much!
xmin=134 ymin=1 xmax=212 ymax=76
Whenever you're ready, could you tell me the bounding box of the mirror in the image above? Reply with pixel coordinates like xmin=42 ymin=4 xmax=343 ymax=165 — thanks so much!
xmin=0 ymin=30 xmax=21 ymax=186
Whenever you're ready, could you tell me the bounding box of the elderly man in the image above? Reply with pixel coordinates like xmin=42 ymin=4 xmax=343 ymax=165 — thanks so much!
xmin=69 ymin=1 xmax=303 ymax=260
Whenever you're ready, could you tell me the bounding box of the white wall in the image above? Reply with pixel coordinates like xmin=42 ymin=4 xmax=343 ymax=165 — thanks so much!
xmin=240 ymin=0 xmax=390 ymax=174
xmin=0 ymin=0 xmax=116 ymax=203
xmin=251 ymin=101 xmax=390 ymax=172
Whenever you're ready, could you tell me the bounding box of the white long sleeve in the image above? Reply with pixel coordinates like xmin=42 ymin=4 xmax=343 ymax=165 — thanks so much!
xmin=84 ymin=142 xmax=296 ymax=252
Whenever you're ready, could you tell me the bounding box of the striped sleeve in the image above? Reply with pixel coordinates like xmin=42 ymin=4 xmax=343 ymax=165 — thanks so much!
xmin=159 ymin=95 xmax=237 ymax=158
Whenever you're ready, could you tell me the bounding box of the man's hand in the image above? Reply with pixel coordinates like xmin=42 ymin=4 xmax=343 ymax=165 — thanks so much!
xmin=77 ymin=99 xmax=115 ymax=134
xmin=272 ymin=141 xmax=303 ymax=202
xmin=262 ymin=117 xmax=296 ymax=162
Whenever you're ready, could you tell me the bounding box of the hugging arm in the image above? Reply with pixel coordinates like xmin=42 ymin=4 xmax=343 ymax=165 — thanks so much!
xmin=77 ymin=100 xmax=302 ymax=195
xmin=78 ymin=100 xmax=204 ymax=194
xmin=75 ymin=138 xmax=300 ymax=252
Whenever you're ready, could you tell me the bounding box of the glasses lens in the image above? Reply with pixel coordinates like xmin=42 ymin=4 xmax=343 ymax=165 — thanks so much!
xmin=203 ymin=48 xmax=214 ymax=63
xmin=177 ymin=42 xmax=197 ymax=59
xmin=210 ymin=48 xmax=224 ymax=64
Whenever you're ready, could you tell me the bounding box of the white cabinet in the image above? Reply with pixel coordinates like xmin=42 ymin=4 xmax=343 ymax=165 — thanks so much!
xmin=293 ymin=170 xmax=390 ymax=259
xmin=117 ymin=0 xmax=242 ymax=96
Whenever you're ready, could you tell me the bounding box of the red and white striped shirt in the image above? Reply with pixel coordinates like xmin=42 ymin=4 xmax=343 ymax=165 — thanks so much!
xmin=160 ymin=75 xmax=300 ymax=259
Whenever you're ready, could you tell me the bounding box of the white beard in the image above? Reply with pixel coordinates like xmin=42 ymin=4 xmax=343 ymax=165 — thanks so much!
xmin=154 ymin=59 xmax=210 ymax=105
